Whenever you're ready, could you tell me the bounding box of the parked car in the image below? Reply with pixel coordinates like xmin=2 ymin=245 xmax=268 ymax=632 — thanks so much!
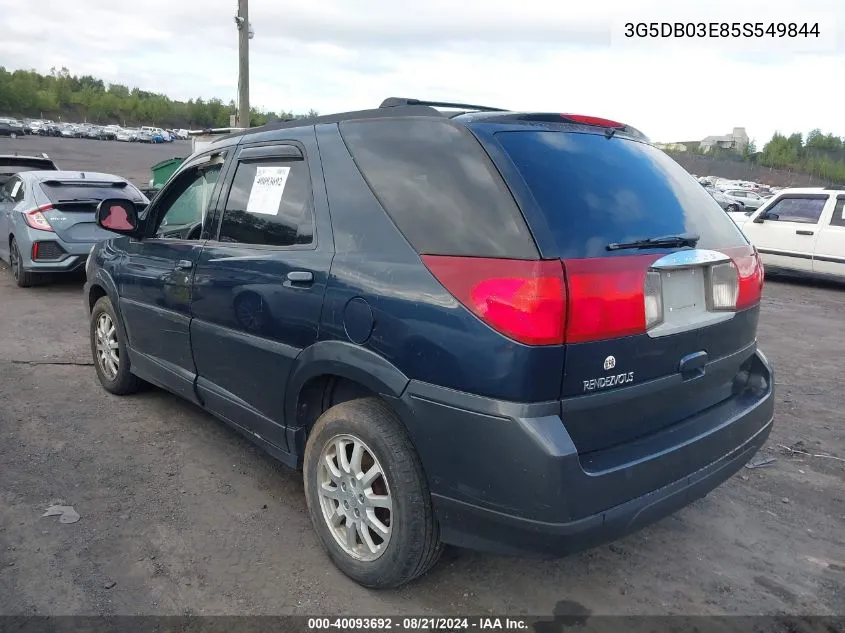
xmin=115 ymin=128 xmax=136 ymax=142
xmin=0 ymin=171 xmax=148 ymax=287
xmin=0 ymin=153 xmax=58 ymax=186
xmin=728 ymin=187 xmax=845 ymax=280
xmin=706 ymin=187 xmax=745 ymax=212
xmin=83 ymin=98 xmax=773 ymax=589
xmin=27 ymin=120 xmax=46 ymax=135
xmin=41 ymin=123 xmax=63 ymax=136
xmin=136 ymin=130 xmax=153 ymax=143
xmin=722 ymin=189 xmax=767 ymax=211
xmin=99 ymin=126 xmax=119 ymax=141
xmin=0 ymin=121 xmax=27 ymax=138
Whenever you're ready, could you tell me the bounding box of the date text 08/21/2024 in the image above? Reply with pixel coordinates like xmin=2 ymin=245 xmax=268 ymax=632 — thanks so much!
xmin=307 ymin=617 xmax=529 ymax=630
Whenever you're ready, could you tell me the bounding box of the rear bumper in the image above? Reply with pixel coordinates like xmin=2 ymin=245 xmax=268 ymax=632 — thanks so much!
xmin=432 ymin=416 xmax=771 ymax=557
xmin=24 ymin=255 xmax=87 ymax=273
xmin=396 ymin=349 xmax=774 ymax=557
xmin=21 ymin=238 xmax=94 ymax=274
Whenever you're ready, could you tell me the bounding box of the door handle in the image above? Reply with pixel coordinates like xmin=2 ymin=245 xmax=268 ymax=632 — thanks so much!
xmin=175 ymin=259 xmax=193 ymax=270
xmin=286 ymin=270 xmax=313 ymax=284
xmin=795 ymin=230 xmax=814 ymax=236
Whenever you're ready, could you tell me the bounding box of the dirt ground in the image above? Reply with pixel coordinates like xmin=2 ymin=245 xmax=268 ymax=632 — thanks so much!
xmin=0 ymin=136 xmax=843 ymax=618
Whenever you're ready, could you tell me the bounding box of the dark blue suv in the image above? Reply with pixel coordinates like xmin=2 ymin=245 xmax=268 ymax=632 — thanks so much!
xmin=84 ymin=98 xmax=774 ymax=588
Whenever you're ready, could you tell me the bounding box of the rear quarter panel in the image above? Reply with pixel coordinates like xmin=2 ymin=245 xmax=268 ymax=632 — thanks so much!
xmin=314 ymin=122 xmax=564 ymax=402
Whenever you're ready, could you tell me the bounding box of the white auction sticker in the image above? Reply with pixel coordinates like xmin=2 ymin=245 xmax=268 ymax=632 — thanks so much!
xmin=246 ymin=166 xmax=291 ymax=215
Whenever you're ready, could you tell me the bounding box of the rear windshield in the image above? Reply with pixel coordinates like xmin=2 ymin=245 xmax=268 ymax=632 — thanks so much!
xmin=40 ymin=181 xmax=144 ymax=205
xmin=494 ymin=131 xmax=748 ymax=259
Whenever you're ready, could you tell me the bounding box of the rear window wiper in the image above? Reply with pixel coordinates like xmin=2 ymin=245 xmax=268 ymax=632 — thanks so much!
xmin=606 ymin=233 xmax=700 ymax=251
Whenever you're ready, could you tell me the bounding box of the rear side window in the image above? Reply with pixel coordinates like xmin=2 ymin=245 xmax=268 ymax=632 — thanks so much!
xmin=763 ymin=196 xmax=827 ymax=224
xmin=494 ymin=131 xmax=749 ymax=259
xmin=339 ymin=118 xmax=537 ymax=258
xmin=218 ymin=158 xmax=314 ymax=247
xmin=832 ymin=198 xmax=845 ymax=227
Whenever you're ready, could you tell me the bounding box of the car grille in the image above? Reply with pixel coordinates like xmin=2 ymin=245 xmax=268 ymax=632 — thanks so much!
xmin=32 ymin=241 xmax=67 ymax=261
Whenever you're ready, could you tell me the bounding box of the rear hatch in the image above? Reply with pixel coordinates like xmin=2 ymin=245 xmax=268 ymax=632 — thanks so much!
xmin=36 ymin=179 xmax=145 ymax=243
xmin=472 ymin=118 xmax=764 ymax=456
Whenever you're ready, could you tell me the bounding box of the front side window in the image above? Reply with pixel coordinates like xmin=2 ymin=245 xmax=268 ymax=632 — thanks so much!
xmin=153 ymin=161 xmax=223 ymax=239
xmin=217 ymin=157 xmax=314 ymax=247
xmin=763 ymin=196 xmax=827 ymax=224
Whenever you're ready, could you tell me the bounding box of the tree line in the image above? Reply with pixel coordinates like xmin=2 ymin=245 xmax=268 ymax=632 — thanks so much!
xmin=682 ymin=128 xmax=845 ymax=185
xmin=755 ymin=130 xmax=845 ymax=184
xmin=0 ymin=66 xmax=316 ymax=128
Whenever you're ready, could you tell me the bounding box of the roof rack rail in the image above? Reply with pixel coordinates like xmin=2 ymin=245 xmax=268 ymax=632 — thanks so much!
xmin=187 ymin=127 xmax=246 ymax=137
xmin=379 ymin=97 xmax=508 ymax=112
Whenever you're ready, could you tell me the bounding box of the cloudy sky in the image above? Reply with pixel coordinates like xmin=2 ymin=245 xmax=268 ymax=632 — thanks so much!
xmin=1 ymin=0 xmax=843 ymax=144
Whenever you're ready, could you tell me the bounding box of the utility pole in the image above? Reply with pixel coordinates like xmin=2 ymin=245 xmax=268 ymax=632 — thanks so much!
xmin=235 ymin=0 xmax=250 ymax=127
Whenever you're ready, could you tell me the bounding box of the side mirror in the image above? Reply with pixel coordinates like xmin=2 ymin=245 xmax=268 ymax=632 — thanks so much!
xmin=96 ymin=198 xmax=141 ymax=235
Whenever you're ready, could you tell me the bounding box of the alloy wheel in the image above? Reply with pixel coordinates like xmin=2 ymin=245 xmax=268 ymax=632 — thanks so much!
xmin=317 ymin=434 xmax=393 ymax=561
xmin=95 ymin=313 xmax=120 ymax=380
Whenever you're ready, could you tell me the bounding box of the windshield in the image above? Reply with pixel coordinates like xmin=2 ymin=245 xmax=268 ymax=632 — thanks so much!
xmin=494 ymin=130 xmax=748 ymax=258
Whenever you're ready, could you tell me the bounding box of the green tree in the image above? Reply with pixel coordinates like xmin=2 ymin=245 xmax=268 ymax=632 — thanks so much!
xmin=0 ymin=66 xmax=310 ymax=129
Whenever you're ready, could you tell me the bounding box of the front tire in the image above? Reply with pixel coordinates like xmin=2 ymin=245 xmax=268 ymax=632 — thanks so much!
xmin=303 ymin=398 xmax=442 ymax=588
xmin=726 ymin=204 xmax=740 ymax=213
xmin=90 ymin=296 xmax=143 ymax=395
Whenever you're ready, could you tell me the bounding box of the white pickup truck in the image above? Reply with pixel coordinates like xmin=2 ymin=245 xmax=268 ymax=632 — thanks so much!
xmin=728 ymin=187 xmax=845 ymax=280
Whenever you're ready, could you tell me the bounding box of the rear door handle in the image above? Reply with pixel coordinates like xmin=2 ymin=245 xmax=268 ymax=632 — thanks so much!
xmin=175 ymin=259 xmax=193 ymax=270
xmin=796 ymin=230 xmax=814 ymax=236
xmin=286 ymin=270 xmax=313 ymax=285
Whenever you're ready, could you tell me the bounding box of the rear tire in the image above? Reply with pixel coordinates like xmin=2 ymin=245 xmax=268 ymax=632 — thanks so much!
xmin=9 ymin=237 xmax=35 ymax=288
xmin=303 ymin=397 xmax=442 ymax=588
xmin=90 ymin=296 xmax=143 ymax=395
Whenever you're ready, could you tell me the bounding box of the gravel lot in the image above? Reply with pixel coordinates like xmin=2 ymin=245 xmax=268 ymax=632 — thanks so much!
xmin=0 ymin=136 xmax=843 ymax=618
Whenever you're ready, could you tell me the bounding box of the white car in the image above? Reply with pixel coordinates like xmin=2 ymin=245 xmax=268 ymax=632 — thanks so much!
xmin=722 ymin=188 xmax=767 ymax=211
xmin=728 ymin=187 xmax=845 ymax=280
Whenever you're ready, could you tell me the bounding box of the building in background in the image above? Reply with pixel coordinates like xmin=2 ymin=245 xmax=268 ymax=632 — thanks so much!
xmin=699 ymin=127 xmax=749 ymax=154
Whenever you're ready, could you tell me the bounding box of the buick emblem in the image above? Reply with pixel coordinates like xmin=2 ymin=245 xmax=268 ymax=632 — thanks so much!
xmin=604 ymin=355 xmax=616 ymax=371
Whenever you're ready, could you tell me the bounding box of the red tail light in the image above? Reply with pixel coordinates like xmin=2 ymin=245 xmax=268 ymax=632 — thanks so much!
xmin=423 ymin=248 xmax=763 ymax=347
xmin=721 ymin=245 xmax=764 ymax=309
xmin=31 ymin=242 xmax=39 ymax=260
xmin=563 ymin=255 xmax=661 ymax=343
xmin=23 ymin=204 xmax=55 ymax=232
xmin=420 ymin=256 xmax=566 ymax=345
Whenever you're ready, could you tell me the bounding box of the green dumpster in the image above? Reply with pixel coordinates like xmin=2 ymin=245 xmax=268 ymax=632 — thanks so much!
xmin=149 ymin=157 xmax=185 ymax=190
